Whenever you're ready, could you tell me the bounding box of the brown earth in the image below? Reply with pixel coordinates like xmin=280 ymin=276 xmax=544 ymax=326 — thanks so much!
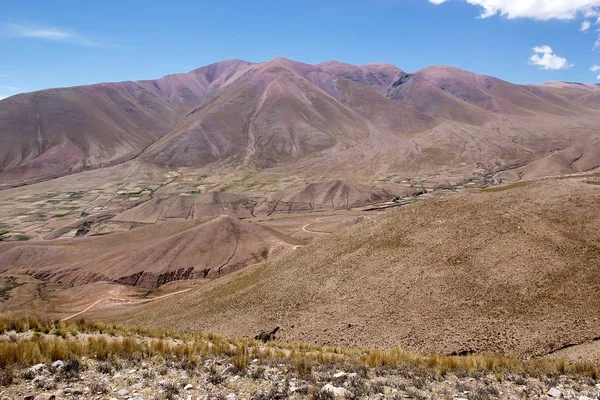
xmin=0 ymin=215 xmax=299 ymax=288
xmin=82 ymin=176 xmax=600 ymax=358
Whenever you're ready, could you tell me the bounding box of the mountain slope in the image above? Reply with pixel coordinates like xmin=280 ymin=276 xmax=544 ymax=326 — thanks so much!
xmin=0 ymin=215 xmax=295 ymax=288
xmin=95 ymin=176 xmax=600 ymax=357
xmin=3 ymin=58 xmax=600 ymax=185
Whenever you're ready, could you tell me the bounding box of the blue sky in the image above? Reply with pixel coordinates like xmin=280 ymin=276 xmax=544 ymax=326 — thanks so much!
xmin=1 ymin=0 xmax=600 ymax=99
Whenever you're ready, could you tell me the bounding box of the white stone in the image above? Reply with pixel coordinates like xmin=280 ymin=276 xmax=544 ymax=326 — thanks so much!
xmin=333 ymin=371 xmax=347 ymax=379
xmin=225 ymin=394 xmax=238 ymax=400
xmin=117 ymin=388 xmax=129 ymax=397
xmin=322 ymin=384 xmax=352 ymax=398
xmin=548 ymin=387 xmax=562 ymax=398
xmin=51 ymin=360 xmax=64 ymax=369
xmin=31 ymin=363 xmax=47 ymax=371
xmin=184 ymin=384 xmax=193 ymax=390
xmin=578 ymin=396 xmax=593 ymax=400
xmin=131 ymin=383 xmax=143 ymax=390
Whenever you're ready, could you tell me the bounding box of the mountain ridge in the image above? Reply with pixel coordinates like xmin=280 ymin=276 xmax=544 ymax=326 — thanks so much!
xmin=2 ymin=57 xmax=600 ymax=187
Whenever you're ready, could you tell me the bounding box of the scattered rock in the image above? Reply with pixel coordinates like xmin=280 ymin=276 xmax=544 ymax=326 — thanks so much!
xmin=34 ymin=395 xmax=55 ymax=400
xmin=184 ymin=384 xmax=193 ymax=390
xmin=548 ymin=387 xmax=562 ymax=398
xmin=225 ymin=394 xmax=238 ymax=400
xmin=221 ymin=364 xmax=235 ymax=375
xmin=50 ymin=361 xmax=63 ymax=370
xmin=333 ymin=371 xmax=347 ymax=379
xmin=23 ymin=395 xmax=35 ymax=400
xmin=131 ymin=383 xmax=143 ymax=390
xmin=322 ymin=383 xmax=352 ymax=398
xmin=117 ymin=388 xmax=129 ymax=397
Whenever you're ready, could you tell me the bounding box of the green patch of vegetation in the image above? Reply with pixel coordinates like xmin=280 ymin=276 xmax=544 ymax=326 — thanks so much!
xmin=79 ymin=212 xmax=90 ymax=218
xmin=0 ymin=230 xmax=8 ymax=241
xmin=189 ymin=190 xmax=201 ymax=195
xmin=14 ymin=235 xmax=31 ymax=241
xmin=53 ymin=213 xmax=70 ymax=218
xmin=59 ymin=206 xmax=79 ymax=211
xmin=46 ymin=199 xmax=61 ymax=204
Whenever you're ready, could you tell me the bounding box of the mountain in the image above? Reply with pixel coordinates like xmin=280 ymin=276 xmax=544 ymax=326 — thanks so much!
xmin=2 ymin=57 xmax=600 ymax=187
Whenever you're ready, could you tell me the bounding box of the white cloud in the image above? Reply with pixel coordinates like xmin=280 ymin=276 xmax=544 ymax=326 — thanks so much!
xmin=591 ymin=64 xmax=600 ymax=71
xmin=5 ymin=23 xmax=99 ymax=46
xmin=581 ymin=20 xmax=592 ymax=30
xmin=428 ymin=0 xmax=600 ymax=20
xmin=529 ymin=46 xmax=573 ymax=70
xmin=533 ymin=45 xmax=553 ymax=54
xmin=0 ymin=73 xmax=8 ymax=78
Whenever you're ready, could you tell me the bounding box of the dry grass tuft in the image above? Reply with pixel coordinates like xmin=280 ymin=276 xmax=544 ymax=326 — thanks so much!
xmin=1 ymin=314 xmax=599 ymax=383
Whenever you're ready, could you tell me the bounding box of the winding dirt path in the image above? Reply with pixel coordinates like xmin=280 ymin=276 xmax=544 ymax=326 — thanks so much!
xmin=302 ymin=218 xmax=331 ymax=235
xmin=61 ymin=288 xmax=192 ymax=321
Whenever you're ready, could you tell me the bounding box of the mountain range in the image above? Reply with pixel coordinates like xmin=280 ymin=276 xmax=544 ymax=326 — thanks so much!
xmin=2 ymin=57 xmax=600 ymax=187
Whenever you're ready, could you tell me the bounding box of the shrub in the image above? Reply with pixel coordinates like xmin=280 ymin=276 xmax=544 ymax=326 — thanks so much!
xmin=295 ymin=357 xmax=313 ymax=378
xmin=90 ymin=381 xmax=108 ymax=394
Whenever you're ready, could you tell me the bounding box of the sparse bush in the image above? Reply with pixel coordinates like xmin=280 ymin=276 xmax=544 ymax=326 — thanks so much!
xmin=232 ymin=346 xmax=249 ymax=373
xmin=295 ymin=357 xmax=313 ymax=378
xmin=308 ymin=387 xmax=335 ymax=400
xmin=470 ymin=383 xmax=501 ymax=400
xmin=90 ymin=381 xmax=108 ymax=394
xmin=251 ymin=366 xmax=265 ymax=380
xmin=142 ymin=368 xmax=156 ymax=379
xmin=405 ymin=387 xmax=428 ymax=400
xmin=96 ymin=361 xmax=113 ymax=374
xmin=59 ymin=358 xmax=81 ymax=381
xmin=369 ymin=379 xmax=386 ymax=394
xmin=0 ymin=366 xmax=15 ymax=386
xmin=22 ymin=368 xmax=36 ymax=380
xmin=163 ymin=380 xmax=179 ymax=397
xmin=208 ymin=364 xmax=225 ymax=385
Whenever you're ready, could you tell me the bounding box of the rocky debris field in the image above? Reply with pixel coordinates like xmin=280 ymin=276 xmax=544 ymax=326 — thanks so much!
xmin=2 ymin=355 xmax=600 ymax=400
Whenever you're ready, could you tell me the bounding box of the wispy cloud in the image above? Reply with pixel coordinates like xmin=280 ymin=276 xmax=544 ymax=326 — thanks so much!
xmin=5 ymin=23 xmax=100 ymax=46
xmin=0 ymin=73 xmax=8 ymax=78
xmin=581 ymin=20 xmax=592 ymax=31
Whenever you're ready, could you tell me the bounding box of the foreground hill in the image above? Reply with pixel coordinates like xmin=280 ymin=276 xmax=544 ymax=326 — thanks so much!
xmin=2 ymin=58 xmax=600 ymax=186
xmin=92 ymin=176 xmax=600 ymax=358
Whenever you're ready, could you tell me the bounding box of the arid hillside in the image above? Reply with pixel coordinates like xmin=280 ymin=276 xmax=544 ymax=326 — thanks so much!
xmin=0 ymin=215 xmax=300 ymax=288
xmin=90 ymin=176 xmax=600 ymax=358
xmin=2 ymin=58 xmax=600 ymax=186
